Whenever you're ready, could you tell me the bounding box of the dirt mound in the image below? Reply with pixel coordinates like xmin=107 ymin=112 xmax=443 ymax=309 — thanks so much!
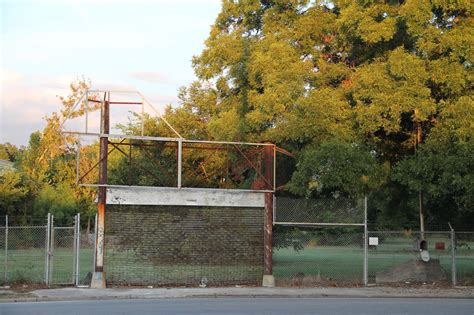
xmin=376 ymin=259 xmax=448 ymax=284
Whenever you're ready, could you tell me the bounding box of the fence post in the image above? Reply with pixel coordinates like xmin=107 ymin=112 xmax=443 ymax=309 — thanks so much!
xmin=449 ymin=223 xmax=456 ymax=286
xmin=49 ymin=215 xmax=54 ymax=286
xmin=177 ymin=139 xmax=182 ymax=188
xmin=4 ymin=215 xmax=8 ymax=286
xmin=363 ymin=196 xmax=368 ymax=286
xmin=75 ymin=213 xmax=81 ymax=286
xmin=45 ymin=213 xmax=50 ymax=286
xmin=73 ymin=214 xmax=77 ymax=284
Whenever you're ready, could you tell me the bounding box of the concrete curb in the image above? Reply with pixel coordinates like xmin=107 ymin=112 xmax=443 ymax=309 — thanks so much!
xmin=1 ymin=287 xmax=473 ymax=303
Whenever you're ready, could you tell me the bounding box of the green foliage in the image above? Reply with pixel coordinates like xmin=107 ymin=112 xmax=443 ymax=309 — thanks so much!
xmin=289 ymin=141 xmax=384 ymax=198
xmin=32 ymin=184 xmax=78 ymax=220
xmin=394 ymin=142 xmax=474 ymax=227
xmin=0 ymin=171 xmax=28 ymax=215
xmin=0 ymin=143 xmax=20 ymax=162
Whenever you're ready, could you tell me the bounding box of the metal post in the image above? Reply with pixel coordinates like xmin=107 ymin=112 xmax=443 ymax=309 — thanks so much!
xmin=49 ymin=215 xmax=54 ymax=286
xmin=75 ymin=213 xmax=81 ymax=286
xmin=363 ymin=196 xmax=368 ymax=286
xmin=262 ymin=144 xmax=274 ymax=287
xmin=419 ymin=191 xmax=425 ymax=240
xmin=85 ymin=91 xmax=89 ymax=133
xmin=273 ymin=144 xmax=276 ymax=191
xmin=177 ymin=139 xmax=182 ymax=188
xmin=73 ymin=214 xmax=77 ymax=284
xmin=272 ymin=194 xmax=276 ymax=226
xmin=76 ymin=140 xmax=81 ymax=184
xmin=45 ymin=213 xmax=50 ymax=285
xmin=449 ymin=223 xmax=456 ymax=286
xmin=141 ymin=96 xmax=145 ymax=136
xmin=4 ymin=215 xmax=8 ymax=286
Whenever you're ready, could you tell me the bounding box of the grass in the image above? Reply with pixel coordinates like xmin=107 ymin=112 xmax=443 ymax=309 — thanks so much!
xmin=0 ymin=241 xmax=472 ymax=286
xmin=0 ymin=247 xmax=94 ymax=285
xmin=273 ymin=246 xmax=364 ymax=281
xmin=273 ymin=242 xmax=474 ymax=285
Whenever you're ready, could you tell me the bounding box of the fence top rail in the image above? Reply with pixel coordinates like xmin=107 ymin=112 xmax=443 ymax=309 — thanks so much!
xmin=275 ymin=222 xmax=365 ymax=227
xmin=4 ymin=225 xmax=48 ymax=229
xmin=368 ymin=230 xmax=453 ymax=234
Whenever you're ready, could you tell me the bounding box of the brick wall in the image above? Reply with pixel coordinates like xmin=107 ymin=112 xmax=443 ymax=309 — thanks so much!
xmin=104 ymin=205 xmax=264 ymax=286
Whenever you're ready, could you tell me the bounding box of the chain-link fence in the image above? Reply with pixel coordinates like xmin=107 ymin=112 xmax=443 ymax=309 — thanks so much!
xmin=0 ymin=214 xmax=95 ymax=287
xmin=273 ymin=195 xmax=472 ymax=287
xmin=273 ymin=227 xmax=365 ymax=286
xmin=1 ymin=225 xmax=48 ymax=285
xmin=77 ymin=224 xmax=96 ymax=287
xmin=455 ymin=232 xmax=474 ymax=285
xmin=273 ymin=228 xmax=473 ymax=287
xmin=275 ymin=197 xmax=365 ymax=225
xmin=367 ymin=231 xmax=454 ymax=285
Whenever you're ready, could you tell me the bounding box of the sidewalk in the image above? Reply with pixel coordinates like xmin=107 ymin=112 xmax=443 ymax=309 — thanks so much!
xmin=1 ymin=286 xmax=473 ymax=302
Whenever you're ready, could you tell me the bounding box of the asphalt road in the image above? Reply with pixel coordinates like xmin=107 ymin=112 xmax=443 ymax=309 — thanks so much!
xmin=1 ymin=298 xmax=473 ymax=315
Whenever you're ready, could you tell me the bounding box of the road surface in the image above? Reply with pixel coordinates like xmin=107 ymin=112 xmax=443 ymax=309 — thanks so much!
xmin=1 ymin=297 xmax=473 ymax=315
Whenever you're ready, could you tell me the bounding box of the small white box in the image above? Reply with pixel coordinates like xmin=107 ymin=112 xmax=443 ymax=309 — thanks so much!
xmin=369 ymin=237 xmax=379 ymax=246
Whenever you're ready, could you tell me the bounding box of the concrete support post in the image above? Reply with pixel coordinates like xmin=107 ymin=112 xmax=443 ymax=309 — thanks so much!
xmin=91 ymin=96 xmax=109 ymax=289
xmin=262 ymin=144 xmax=275 ymax=287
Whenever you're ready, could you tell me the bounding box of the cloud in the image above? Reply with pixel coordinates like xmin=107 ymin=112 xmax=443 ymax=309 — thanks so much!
xmin=129 ymin=71 xmax=171 ymax=84
xmin=0 ymin=70 xmax=75 ymax=145
xmin=0 ymin=70 xmax=179 ymax=145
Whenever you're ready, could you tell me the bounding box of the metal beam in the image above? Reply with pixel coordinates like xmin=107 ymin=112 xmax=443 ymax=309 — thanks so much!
xmin=80 ymin=183 xmax=274 ymax=193
xmin=273 ymin=222 xmax=365 ymax=227
xmin=63 ymin=132 xmax=275 ymax=147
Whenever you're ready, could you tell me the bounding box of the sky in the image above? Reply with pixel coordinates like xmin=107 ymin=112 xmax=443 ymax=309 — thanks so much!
xmin=0 ymin=0 xmax=222 ymax=146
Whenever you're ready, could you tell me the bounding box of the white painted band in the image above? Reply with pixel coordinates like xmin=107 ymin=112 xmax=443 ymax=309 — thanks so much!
xmin=106 ymin=187 xmax=266 ymax=208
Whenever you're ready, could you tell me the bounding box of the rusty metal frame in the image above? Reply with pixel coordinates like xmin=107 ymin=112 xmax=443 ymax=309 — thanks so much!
xmin=61 ymin=89 xmax=183 ymax=138
xmin=75 ymin=136 xmax=277 ymax=192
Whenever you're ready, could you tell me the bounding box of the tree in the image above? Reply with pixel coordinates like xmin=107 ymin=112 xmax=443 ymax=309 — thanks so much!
xmin=182 ymin=0 xmax=473 ymax=229
xmin=0 ymin=143 xmax=20 ymax=163
xmin=288 ymin=141 xmax=384 ymax=198
xmin=0 ymin=171 xmax=27 ymax=216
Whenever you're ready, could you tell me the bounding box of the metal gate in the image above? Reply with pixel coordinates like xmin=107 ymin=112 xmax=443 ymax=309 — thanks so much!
xmin=46 ymin=213 xmax=82 ymax=286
